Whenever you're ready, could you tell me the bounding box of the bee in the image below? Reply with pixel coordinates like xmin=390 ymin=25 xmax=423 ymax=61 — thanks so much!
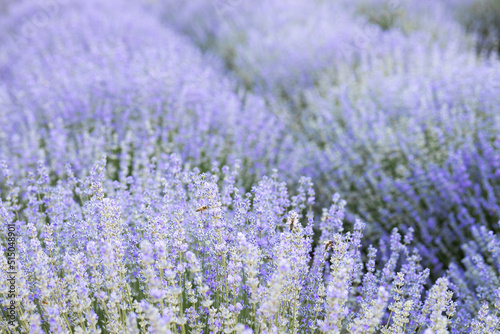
xmin=196 ymin=205 xmax=208 ymax=213
xmin=287 ymin=217 xmax=296 ymax=231
xmin=196 ymin=204 xmax=223 ymax=213
xmin=323 ymin=240 xmax=334 ymax=251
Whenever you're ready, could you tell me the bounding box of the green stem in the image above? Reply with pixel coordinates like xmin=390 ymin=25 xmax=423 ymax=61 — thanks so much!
xmin=292 ymin=298 xmax=297 ymax=334
xmin=223 ymin=256 xmax=228 ymax=308
xmin=385 ymin=310 xmax=393 ymax=331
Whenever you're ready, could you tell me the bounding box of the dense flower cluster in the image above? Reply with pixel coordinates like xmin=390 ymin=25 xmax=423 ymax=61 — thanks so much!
xmin=0 ymin=0 xmax=499 ymax=333
xmin=1 ymin=156 xmax=498 ymax=333
xmin=0 ymin=0 xmax=297 ymax=184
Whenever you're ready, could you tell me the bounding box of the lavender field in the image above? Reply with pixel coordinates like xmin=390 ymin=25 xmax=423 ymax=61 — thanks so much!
xmin=0 ymin=0 xmax=499 ymax=332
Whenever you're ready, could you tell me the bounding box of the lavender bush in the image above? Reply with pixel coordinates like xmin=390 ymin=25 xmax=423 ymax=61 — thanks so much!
xmin=1 ymin=0 xmax=500 ymax=332
xmin=1 ymin=155 xmax=498 ymax=333
xmin=303 ymin=36 xmax=500 ymax=272
xmin=0 ymin=0 xmax=299 ymax=186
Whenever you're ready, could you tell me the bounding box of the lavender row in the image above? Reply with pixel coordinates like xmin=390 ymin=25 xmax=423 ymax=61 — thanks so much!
xmin=1 ymin=155 xmax=498 ymax=333
xmin=0 ymin=0 xmax=299 ymax=185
